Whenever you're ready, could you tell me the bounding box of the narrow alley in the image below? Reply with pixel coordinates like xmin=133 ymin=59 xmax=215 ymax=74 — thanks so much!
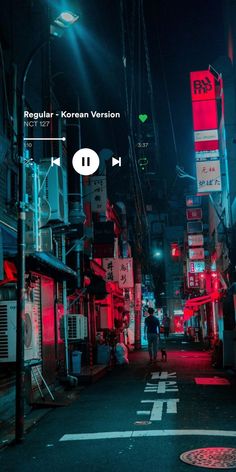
xmin=1 ymin=336 xmax=236 ymax=472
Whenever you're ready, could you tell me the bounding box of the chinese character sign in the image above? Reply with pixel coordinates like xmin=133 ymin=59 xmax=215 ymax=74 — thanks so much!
xmin=102 ymin=258 xmax=119 ymax=282
xmin=196 ymin=160 xmax=222 ymax=192
xmin=91 ymin=176 xmax=107 ymax=213
xmin=118 ymin=258 xmax=134 ymax=288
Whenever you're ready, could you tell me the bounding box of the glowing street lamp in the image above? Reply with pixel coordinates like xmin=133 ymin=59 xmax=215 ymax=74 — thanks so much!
xmin=51 ymin=11 xmax=79 ymax=37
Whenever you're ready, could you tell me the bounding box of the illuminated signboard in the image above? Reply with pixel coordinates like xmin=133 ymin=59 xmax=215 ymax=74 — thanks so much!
xmin=195 ymin=150 xmax=219 ymax=161
xmin=189 ymin=247 xmax=205 ymax=260
xmin=187 ymin=221 xmax=203 ymax=234
xmin=194 ymin=129 xmax=219 ymax=152
xmin=186 ymin=208 xmax=202 ymax=220
xmin=192 ymin=101 xmax=218 ymax=131
xmin=187 ymin=272 xmax=200 ymax=288
xmin=186 ymin=195 xmax=202 ymax=207
xmin=196 ymin=160 xmax=222 ymax=193
xmin=190 ymin=70 xmax=216 ymax=101
xmin=188 ymin=234 xmax=204 ymax=247
xmin=189 ymin=260 xmax=205 ymax=273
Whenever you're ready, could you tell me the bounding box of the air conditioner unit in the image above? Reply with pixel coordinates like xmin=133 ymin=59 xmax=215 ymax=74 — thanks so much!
xmin=0 ymin=301 xmax=40 ymax=362
xmin=24 ymin=302 xmax=40 ymax=361
xmin=25 ymin=228 xmax=53 ymax=254
xmin=45 ymin=165 xmax=68 ymax=224
xmin=60 ymin=314 xmax=87 ymax=341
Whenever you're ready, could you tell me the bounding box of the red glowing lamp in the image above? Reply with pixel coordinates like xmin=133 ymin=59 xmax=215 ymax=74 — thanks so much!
xmin=171 ymin=242 xmax=180 ymax=258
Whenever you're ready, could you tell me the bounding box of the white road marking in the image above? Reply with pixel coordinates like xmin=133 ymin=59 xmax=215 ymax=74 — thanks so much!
xmin=136 ymin=410 xmax=151 ymax=415
xmin=141 ymin=398 xmax=179 ymax=420
xmin=60 ymin=429 xmax=236 ymax=442
xmin=144 ymin=381 xmax=178 ymax=394
xmin=151 ymin=372 xmax=176 ymax=380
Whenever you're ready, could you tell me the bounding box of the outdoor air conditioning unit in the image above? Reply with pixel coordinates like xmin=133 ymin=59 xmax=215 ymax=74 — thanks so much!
xmin=24 ymin=302 xmax=40 ymax=361
xmin=0 ymin=301 xmax=40 ymax=362
xmin=45 ymin=165 xmax=68 ymax=225
xmin=25 ymin=228 xmax=53 ymax=254
xmin=60 ymin=314 xmax=87 ymax=341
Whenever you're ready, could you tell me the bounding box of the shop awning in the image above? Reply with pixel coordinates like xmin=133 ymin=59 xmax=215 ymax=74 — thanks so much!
xmin=27 ymin=252 xmax=77 ymax=280
xmin=90 ymin=259 xmax=106 ymax=278
xmin=184 ymin=291 xmax=220 ymax=320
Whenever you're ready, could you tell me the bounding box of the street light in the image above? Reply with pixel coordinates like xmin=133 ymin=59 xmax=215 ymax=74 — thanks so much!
xmin=51 ymin=11 xmax=79 ymax=37
xmin=15 ymin=10 xmax=79 ymax=443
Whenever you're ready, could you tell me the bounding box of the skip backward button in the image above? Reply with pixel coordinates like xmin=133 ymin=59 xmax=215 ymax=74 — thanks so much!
xmin=112 ymin=156 xmax=122 ymax=167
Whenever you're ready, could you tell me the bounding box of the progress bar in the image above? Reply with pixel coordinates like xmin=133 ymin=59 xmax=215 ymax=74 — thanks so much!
xmin=23 ymin=137 xmax=66 ymax=141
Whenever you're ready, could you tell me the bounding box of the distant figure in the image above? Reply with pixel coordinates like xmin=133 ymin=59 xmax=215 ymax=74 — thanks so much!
xmin=144 ymin=307 xmax=160 ymax=362
xmin=163 ymin=314 xmax=170 ymax=338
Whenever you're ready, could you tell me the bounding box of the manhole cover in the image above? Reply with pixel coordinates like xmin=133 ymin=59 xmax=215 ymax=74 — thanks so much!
xmin=134 ymin=421 xmax=151 ymax=426
xmin=180 ymin=448 xmax=236 ymax=469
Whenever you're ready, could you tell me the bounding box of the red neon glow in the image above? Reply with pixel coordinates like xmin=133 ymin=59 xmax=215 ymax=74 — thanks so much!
xmin=194 ymin=140 xmax=219 ymax=151
xmin=173 ymin=315 xmax=184 ymax=333
xmin=0 ymin=260 xmax=17 ymax=286
xmin=192 ymin=100 xmax=218 ymax=130
xmin=171 ymin=242 xmax=180 ymax=257
xmin=186 ymin=208 xmax=202 ymax=220
xmin=183 ymin=307 xmax=194 ymax=321
xmin=190 ymin=70 xmax=216 ymax=101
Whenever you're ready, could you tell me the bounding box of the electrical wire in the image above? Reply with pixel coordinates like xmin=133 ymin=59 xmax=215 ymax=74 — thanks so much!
xmin=0 ymin=41 xmax=16 ymax=136
xmin=156 ymin=29 xmax=179 ymax=165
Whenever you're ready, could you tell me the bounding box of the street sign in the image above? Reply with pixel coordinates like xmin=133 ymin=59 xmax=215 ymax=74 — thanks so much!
xmin=189 ymin=247 xmax=205 ymax=260
xmin=188 ymin=234 xmax=204 ymax=247
xmin=186 ymin=195 xmax=201 ymax=207
xmin=187 ymin=221 xmax=203 ymax=234
xmin=186 ymin=208 xmax=202 ymax=220
xmin=189 ymin=260 xmax=205 ymax=273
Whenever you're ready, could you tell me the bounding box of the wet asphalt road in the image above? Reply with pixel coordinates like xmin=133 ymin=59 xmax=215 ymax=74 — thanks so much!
xmin=1 ymin=336 xmax=236 ymax=472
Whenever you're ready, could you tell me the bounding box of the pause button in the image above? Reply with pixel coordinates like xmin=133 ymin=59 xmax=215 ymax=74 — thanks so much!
xmin=72 ymin=148 xmax=100 ymax=176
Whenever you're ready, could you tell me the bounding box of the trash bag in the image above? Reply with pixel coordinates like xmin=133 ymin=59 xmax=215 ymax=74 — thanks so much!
xmin=115 ymin=342 xmax=129 ymax=365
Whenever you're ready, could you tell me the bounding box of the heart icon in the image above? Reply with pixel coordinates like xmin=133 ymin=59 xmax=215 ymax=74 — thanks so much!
xmin=139 ymin=114 xmax=148 ymax=123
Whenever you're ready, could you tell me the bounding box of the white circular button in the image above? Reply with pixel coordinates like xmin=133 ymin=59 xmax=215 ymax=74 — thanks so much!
xmin=72 ymin=148 xmax=100 ymax=176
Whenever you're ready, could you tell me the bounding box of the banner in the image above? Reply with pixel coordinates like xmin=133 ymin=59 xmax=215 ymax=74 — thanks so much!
xmin=102 ymin=257 xmax=134 ymax=288
xmin=102 ymin=258 xmax=119 ymax=282
xmin=91 ymin=176 xmax=107 ymax=213
xmin=196 ymin=160 xmax=222 ymax=193
xmin=118 ymin=258 xmax=134 ymax=288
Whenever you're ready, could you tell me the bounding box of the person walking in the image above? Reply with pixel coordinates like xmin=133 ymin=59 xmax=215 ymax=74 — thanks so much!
xmin=144 ymin=307 xmax=160 ymax=362
xmin=163 ymin=314 xmax=170 ymax=338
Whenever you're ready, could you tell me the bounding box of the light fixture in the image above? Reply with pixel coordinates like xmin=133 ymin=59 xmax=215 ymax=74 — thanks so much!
xmin=55 ymin=11 xmax=79 ymax=27
xmin=51 ymin=11 xmax=79 ymax=37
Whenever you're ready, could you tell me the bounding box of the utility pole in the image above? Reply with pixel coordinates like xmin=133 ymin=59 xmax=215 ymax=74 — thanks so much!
xmin=15 ymin=40 xmax=47 ymax=443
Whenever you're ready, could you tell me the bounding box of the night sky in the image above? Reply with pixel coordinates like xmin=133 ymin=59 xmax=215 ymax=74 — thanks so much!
xmin=51 ymin=0 xmax=226 ymax=189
